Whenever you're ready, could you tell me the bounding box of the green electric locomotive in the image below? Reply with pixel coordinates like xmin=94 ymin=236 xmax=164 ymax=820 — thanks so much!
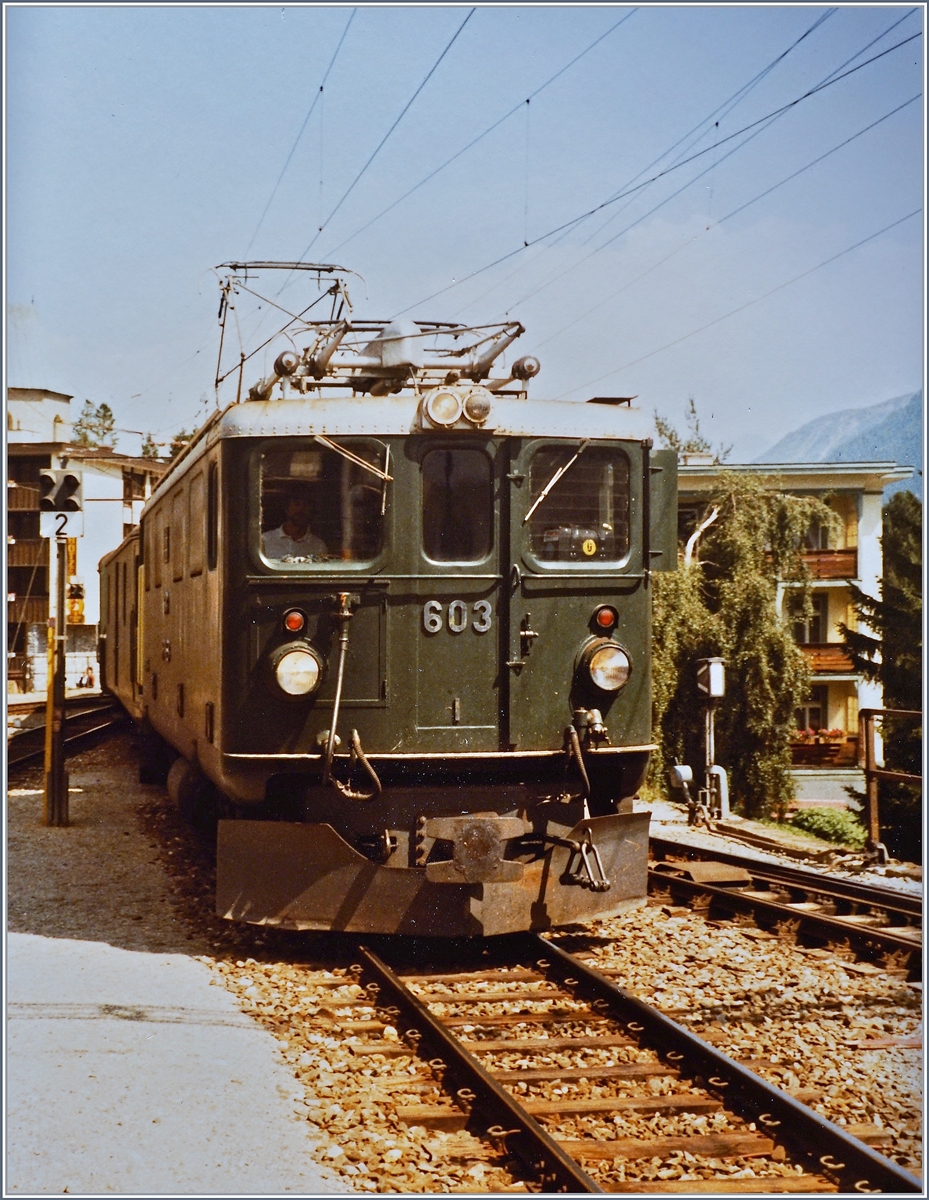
xmin=100 ymin=264 xmax=677 ymax=937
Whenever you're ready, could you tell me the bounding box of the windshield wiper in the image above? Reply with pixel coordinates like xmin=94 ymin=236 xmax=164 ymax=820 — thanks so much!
xmin=523 ymin=440 xmax=589 ymax=524
xmin=314 ymin=434 xmax=393 ymax=481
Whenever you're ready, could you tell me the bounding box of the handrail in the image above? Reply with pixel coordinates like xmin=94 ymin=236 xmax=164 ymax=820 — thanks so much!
xmin=858 ymin=707 xmax=922 ymax=863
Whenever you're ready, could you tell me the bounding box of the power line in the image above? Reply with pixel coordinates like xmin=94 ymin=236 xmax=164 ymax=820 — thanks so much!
xmin=585 ymin=8 xmax=839 ymax=241
xmin=718 ymin=93 xmax=921 ymax=226
xmin=450 ymin=7 xmax=839 ymax=318
xmin=397 ymin=29 xmax=921 ymax=316
xmin=293 ymin=8 xmax=476 ymax=266
xmin=557 ymin=208 xmax=922 ymax=399
xmin=322 ymin=8 xmax=639 ymax=259
xmin=244 ymin=9 xmax=356 ymax=257
xmin=534 ymin=93 xmax=921 ymax=354
xmin=502 ymin=9 xmax=921 ymax=320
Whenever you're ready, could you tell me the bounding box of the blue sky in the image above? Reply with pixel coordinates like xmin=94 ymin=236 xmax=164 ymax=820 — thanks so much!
xmin=5 ymin=4 xmax=924 ymax=459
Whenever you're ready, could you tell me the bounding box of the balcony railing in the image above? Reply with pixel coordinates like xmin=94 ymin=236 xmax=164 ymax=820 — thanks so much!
xmin=802 ymin=548 xmax=857 ymax=579
xmin=7 ymin=484 xmax=40 ymax=511
xmin=8 ymin=596 xmax=51 ymax=625
xmin=800 ymin=643 xmax=855 ymax=673
xmin=7 ymin=539 xmax=49 ymax=567
xmin=791 ymin=736 xmax=859 ymax=767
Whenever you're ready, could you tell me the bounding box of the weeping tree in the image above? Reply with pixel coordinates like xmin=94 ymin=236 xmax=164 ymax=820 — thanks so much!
xmin=651 ymin=471 xmax=837 ymax=819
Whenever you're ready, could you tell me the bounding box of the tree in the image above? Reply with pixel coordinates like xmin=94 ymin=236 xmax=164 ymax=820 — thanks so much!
xmin=840 ymin=490 xmax=922 ymax=858
xmin=655 ymin=397 xmax=731 ymax=461
xmin=651 ymin=470 xmax=837 ymax=819
xmin=141 ymin=432 xmax=161 ymax=460
xmin=73 ymin=400 xmax=117 ymax=448
xmin=168 ymin=428 xmax=195 ymax=460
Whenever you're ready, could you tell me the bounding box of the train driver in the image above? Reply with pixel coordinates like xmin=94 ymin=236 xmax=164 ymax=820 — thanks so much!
xmin=263 ymin=484 xmax=327 ymax=559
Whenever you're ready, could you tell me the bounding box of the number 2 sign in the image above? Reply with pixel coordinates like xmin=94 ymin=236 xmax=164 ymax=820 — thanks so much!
xmin=40 ymin=511 xmax=84 ymax=538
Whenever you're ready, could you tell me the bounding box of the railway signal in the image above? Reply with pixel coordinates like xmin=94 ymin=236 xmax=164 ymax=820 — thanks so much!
xmin=39 ymin=468 xmax=84 ymax=538
xmin=38 ymin=469 xmax=82 ymax=827
xmin=695 ymin=656 xmax=725 ymax=698
xmin=688 ymin=658 xmax=729 ymax=825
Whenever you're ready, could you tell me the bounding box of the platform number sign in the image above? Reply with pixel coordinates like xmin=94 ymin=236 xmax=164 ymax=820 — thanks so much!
xmin=39 ymin=469 xmax=84 ymax=537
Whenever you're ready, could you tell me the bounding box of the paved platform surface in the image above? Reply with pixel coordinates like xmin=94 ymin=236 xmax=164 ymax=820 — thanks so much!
xmin=6 ymin=933 xmax=348 ymax=1196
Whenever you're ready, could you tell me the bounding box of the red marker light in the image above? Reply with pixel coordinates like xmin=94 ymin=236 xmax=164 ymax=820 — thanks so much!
xmin=594 ymin=605 xmax=618 ymax=630
xmin=283 ymin=609 xmax=306 ymax=634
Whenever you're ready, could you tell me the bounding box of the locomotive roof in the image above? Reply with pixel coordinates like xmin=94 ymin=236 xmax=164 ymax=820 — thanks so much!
xmin=218 ymin=392 xmax=654 ymax=440
xmin=148 ymin=392 xmax=654 ymax=505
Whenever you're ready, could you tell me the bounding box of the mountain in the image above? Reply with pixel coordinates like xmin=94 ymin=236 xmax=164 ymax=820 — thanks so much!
xmin=754 ymin=390 xmax=922 ymax=498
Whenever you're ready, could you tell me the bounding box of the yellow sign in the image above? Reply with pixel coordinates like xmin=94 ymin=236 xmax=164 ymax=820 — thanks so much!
xmin=582 ymin=538 xmax=597 ymax=557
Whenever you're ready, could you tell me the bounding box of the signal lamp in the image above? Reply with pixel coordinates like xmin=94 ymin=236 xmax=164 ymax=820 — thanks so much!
xmin=593 ymin=605 xmax=618 ymax=631
xmin=283 ymin=608 xmax=307 ymax=635
xmin=274 ymin=647 xmax=322 ymax=696
xmin=425 ymin=390 xmax=463 ymax=427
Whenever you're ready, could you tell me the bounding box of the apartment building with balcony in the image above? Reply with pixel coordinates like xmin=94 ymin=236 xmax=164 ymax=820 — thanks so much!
xmin=677 ymin=458 xmax=913 ymax=804
xmin=7 ymin=387 xmax=164 ymax=693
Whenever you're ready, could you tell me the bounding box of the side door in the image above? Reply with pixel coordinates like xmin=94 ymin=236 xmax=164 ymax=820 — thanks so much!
xmin=506 ymin=437 xmax=652 ymax=750
xmin=413 ymin=438 xmax=504 ymax=751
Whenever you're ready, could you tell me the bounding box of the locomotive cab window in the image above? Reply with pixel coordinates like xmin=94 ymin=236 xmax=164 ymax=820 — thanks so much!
xmin=527 ymin=445 xmax=631 ymax=564
xmin=422 ymin=448 xmax=493 ymax=563
xmin=259 ymin=441 xmax=386 ymax=565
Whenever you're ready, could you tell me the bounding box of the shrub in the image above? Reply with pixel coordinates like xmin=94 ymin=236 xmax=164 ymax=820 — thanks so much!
xmin=790 ymin=807 xmax=867 ymax=849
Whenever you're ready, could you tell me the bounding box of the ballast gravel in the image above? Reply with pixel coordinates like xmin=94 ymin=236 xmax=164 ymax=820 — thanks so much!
xmin=8 ymin=732 xmax=922 ymax=1194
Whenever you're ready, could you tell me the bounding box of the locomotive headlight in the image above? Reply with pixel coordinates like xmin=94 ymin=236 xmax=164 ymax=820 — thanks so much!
xmin=463 ymin=388 xmax=492 ymax=426
xmin=425 ymin=390 xmax=463 ymax=426
xmin=583 ymin=640 xmax=632 ymax=692
xmin=274 ymin=646 xmax=323 ymax=696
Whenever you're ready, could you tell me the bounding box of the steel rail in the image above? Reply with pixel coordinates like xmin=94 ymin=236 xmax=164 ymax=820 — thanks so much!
xmin=7 ymin=710 xmax=125 ymax=769
xmin=732 ymin=867 xmax=919 ymax=925
xmin=647 ymin=865 xmax=921 ymax=962
xmin=526 ymin=933 xmax=922 ymax=1195
xmin=7 ymin=695 xmax=117 ymax=718
xmin=354 ymin=943 xmax=603 ymax=1194
xmin=650 ymin=835 xmax=922 ymax=917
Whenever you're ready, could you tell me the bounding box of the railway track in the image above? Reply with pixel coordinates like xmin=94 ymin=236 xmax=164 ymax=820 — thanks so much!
xmin=649 ymin=837 xmax=921 ymax=976
xmin=299 ymin=933 xmax=919 ymax=1194
xmin=7 ymin=698 xmax=125 ymax=770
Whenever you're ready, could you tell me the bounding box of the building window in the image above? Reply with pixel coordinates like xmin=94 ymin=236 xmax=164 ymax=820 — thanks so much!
xmin=804 ymin=520 xmax=830 ymax=551
xmin=796 ymin=685 xmax=829 ymax=733
xmin=123 ymin=469 xmax=147 ymax=502
xmin=791 ymin=592 xmax=827 ymax=643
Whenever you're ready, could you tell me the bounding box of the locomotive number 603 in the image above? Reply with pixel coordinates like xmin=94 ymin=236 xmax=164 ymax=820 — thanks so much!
xmin=99 ymin=263 xmax=677 ymax=938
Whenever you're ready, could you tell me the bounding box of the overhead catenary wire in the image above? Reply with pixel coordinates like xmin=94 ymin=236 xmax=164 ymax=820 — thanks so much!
xmin=321 ymin=8 xmax=638 ymax=259
xmin=244 ymin=8 xmax=356 ymax=257
xmin=534 ymin=92 xmax=921 ymax=353
xmin=473 ymin=6 xmax=914 ymax=321
xmin=452 ymin=6 xmax=839 ymax=318
xmin=397 ymin=28 xmax=921 ymax=317
xmin=556 ymin=208 xmax=922 ymax=400
xmin=509 ymin=62 xmax=920 ymax=324
xmin=500 ymin=9 xmax=922 ymax=325
xmin=535 ymin=7 xmax=921 ymax=297
xmin=292 ymin=8 xmax=476 ymax=268
xmin=579 ymin=7 xmax=840 ymax=246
